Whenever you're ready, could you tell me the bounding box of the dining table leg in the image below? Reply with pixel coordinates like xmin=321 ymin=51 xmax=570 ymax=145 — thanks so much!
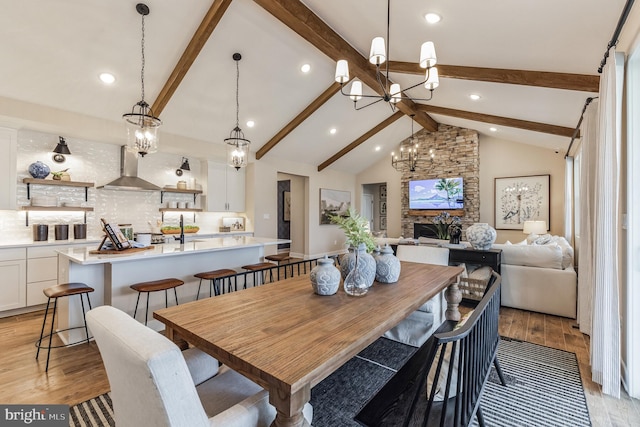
xmin=444 ymin=277 xmax=462 ymax=322
xmin=269 ymin=384 xmax=311 ymax=427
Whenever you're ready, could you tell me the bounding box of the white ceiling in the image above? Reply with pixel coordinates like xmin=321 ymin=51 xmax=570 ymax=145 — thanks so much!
xmin=0 ymin=0 xmax=627 ymax=174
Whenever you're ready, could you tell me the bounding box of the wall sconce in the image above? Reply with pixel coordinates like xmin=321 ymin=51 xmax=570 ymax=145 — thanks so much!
xmin=176 ymin=157 xmax=190 ymax=176
xmin=52 ymin=136 xmax=71 ymax=163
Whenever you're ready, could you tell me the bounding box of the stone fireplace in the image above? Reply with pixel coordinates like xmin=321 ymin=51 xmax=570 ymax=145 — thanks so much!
xmin=400 ymin=124 xmax=480 ymax=238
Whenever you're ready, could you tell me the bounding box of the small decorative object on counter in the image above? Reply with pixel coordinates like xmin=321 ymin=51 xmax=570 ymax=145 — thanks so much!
xmin=28 ymin=161 xmax=50 ymax=179
xmin=310 ymin=255 xmax=341 ymax=296
xmin=465 ymin=223 xmax=497 ymax=251
xmin=54 ymin=224 xmax=69 ymax=240
xmin=33 ymin=224 xmax=49 ymax=241
xmin=449 ymin=224 xmax=462 ymax=244
xmin=73 ymin=223 xmax=87 ymax=239
xmin=375 ymin=244 xmax=401 ymax=284
xmin=51 ymin=168 xmax=70 ymax=180
xmin=177 ymin=180 xmax=187 ymax=189
xmin=340 ymin=244 xmax=376 ymax=287
xmin=118 ymin=224 xmax=134 ymax=241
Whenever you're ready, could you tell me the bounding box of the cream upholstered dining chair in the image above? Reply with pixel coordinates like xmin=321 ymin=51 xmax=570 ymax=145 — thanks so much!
xmin=383 ymin=245 xmax=450 ymax=347
xmin=87 ymin=306 xmax=313 ymax=427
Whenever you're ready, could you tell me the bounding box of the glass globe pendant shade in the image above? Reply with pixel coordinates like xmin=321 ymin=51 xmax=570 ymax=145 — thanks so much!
xmin=123 ymin=101 xmax=161 ymax=157
xmin=225 ymin=127 xmax=250 ymax=171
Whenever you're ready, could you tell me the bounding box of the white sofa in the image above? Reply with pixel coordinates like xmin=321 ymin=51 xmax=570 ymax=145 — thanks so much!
xmin=493 ymin=235 xmax=577 ymax=319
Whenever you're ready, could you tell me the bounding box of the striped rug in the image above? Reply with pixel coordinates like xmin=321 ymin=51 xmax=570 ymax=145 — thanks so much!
xmin=69 ymin=337 xmax=590 ymax=427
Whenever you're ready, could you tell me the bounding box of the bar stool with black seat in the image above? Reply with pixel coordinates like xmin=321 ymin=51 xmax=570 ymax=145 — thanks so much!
xmin=194 ymin=269 xmax=237 ymax=299
xmin=241 ymin=262 xmax=276 ymax=287
xmin=130 ymin=278 xmax=184 ymax=325
xmin=265 ymin=253 xmax=293 ymax=279
xmin=36 ymin=282 xmax=94 ymax=372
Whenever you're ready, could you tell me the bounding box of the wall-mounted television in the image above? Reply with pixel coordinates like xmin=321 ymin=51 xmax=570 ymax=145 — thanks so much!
xmin=409 ymin=177 xmax=464 ymax=210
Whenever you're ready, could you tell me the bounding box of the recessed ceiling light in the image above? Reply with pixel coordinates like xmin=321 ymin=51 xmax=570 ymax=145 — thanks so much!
xmin=329 ymin=128 xmax=337 ymax=135
xmin=99 ymin=72 xmax=115 ymax=85
xmin=300 ymin=63 xmax=311 ymax=73
xmin=489 ymin=127 xmax=497 ymax=132
xmin=469 ymin=94 xmax=481 ymax=101
xmin=246 ymin=120 xmax=255 ymax=128
xmin=375 ymin=146 xmax=381 ymax=151
xmin=424 ymin=13 xmax=441 ymax=24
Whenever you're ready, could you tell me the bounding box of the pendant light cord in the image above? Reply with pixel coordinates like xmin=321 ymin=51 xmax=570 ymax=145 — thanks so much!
xmin=235 ymin=58 xmax=240 ymax=129
xmin=140 ymin=13 xmax=146 ymax=103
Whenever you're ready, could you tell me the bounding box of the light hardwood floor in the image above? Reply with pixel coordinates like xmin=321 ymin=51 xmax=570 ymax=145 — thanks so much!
xmin=0 ymin=305 xmax=638 ymax=426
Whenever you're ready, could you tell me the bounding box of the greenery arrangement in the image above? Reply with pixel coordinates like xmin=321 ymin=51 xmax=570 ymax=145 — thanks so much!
xmin=432 ymin=211 xmax=461 ymax=240
xmin=330 ymin=207 xmax=376 ymax=252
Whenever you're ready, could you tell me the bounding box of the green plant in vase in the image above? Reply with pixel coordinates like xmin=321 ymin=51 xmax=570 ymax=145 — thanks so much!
xmin=330 ymin=207 xmax=377 ymax=295
xmin=432 ymin=211 xmax=461 ymax=240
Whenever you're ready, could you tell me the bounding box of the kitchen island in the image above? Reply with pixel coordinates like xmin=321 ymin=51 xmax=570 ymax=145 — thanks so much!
xmin=56 ymin=236 xmax=289 ymax=339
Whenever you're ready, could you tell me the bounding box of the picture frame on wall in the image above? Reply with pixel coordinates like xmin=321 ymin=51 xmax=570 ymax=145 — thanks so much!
xmin=494 ymin=174 xmax=550 ymax=230
xmin=283 ymin=191 xmax=291 ymax=222
xmin=380 ymin=184 xmax=387 ymax=199
xmin=380 ymin=201 xmax=387 ymax=215
xmin=319 ymin=188 xmax=351 ymax=225
xmin=380 ymin=216 xmax=387 ymax=229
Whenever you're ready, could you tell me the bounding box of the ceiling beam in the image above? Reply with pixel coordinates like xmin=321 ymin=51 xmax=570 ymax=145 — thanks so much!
xmin=388 ymin=62 xmax=600 ymax=93
xmin=256 ymin=82 xmax=342 ymax=160
xmin=317 ymin=111 xmax=404 ymax=171
xmin=417 ymin=105 xmax=577 ymax=138
xmin=151 ymin=0 xmax=233 ymax=116
xmin=252 ymin=0 xmax=438 ymax=132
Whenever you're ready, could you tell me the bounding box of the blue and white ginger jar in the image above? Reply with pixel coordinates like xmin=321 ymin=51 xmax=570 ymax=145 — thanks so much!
xmin=28 ymin=161 xmax=50 ymax=179
xmin=375 ymin=244 xmax=401 ymax=284
xmin=465 ymin=223 xmax=497 ymax=251
xmin=310 ymin=255 xmax=341 ymax=296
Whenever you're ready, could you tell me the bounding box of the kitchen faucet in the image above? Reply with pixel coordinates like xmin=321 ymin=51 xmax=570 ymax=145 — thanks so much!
xmin=175 ymin=214 xmax=185 ymax=244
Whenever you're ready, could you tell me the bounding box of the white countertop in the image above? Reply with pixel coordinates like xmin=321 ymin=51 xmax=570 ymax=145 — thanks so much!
xmin=58 ymin=236 xmax=289 ymax=265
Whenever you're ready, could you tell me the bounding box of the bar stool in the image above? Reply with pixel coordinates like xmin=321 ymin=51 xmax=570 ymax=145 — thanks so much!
xmin=36 ymin=282 xmax=94 ymax=372
xmin=130 ymin=278 xmax=184 ymax=325
xmin=241 ymin=262 xmax=276 ymax=287
xmin=194 ymin=269 xmax=237 ymax=299
xmin=265 ymin=253 xmax=293 ymax=279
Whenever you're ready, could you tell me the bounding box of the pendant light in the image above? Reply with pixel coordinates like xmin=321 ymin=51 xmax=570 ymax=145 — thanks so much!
xmin=122 ymin=3 xmax=161 ymax=157
xmin=224 ymin=53 xmax=250 ymax=170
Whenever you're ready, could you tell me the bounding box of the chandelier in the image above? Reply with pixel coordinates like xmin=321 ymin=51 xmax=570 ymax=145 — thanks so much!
xmin=122 ymin=3 xmax=161 ymax=157
xmin=224 ymin=53 xmax=250 ymax=170
xmin=391 ymin=115 xmax=433 ymax=172
xmin=334 ymin=0 xmax=439 ymax=111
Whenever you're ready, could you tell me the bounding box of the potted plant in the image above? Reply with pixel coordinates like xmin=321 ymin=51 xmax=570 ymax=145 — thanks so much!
xmin=330 ymin=208 xmax=377 ymax=295
xmin=432 ymin=211 xmax=461 ymax=241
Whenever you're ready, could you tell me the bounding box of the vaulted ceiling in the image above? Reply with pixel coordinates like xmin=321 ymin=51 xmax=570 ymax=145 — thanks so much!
xmin=0 ymin=0 xmax=626 ymax=174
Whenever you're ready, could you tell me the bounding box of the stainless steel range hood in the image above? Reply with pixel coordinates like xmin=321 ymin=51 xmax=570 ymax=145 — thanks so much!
xmin=98 ymin=146 xmax=161 ymax=192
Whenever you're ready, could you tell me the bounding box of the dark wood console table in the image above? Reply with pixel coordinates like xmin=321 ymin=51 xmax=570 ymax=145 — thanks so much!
xmin=448 ymin=247 xmax=502 ymax=274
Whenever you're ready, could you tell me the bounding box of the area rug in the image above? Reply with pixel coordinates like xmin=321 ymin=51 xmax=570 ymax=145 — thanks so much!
xmin=69 ymin=337 xmax=591 ymax=427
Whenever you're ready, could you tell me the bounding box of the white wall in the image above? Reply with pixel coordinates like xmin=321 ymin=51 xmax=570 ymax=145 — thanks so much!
xmin=247 ymin=156 xmax=356 ymax=258
xmin=356 ymin=155 xmax=402 ymax=237
xmin=479 ymin=135 xmax=566 ymax=243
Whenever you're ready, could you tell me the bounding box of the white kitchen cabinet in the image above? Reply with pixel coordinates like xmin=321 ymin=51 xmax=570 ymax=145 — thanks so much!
xmin=0 ymin=248 xmax=26 ymax=311
xmin=26 ymin=246 xmax=64 ymax=306
xmin=0 ymin=127 xmax=17 ymax=210
xmin=205 ymin=161 xmax=245 ymax=212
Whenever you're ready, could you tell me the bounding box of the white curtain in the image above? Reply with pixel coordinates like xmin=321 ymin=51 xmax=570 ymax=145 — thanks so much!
xmin=564 ymin=156 xmax=574 ymax=247
xmin=577 ymin=101 xmax=597 ymax=336
xmin=591 ymin=51 xmax=623 ymax=398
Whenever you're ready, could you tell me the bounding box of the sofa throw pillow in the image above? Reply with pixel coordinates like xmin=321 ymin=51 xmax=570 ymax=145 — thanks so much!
xmin=550 ymin=236 xmax=574 ymax=269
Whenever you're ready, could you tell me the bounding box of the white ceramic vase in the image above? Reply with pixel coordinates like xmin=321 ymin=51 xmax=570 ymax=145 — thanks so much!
xmin=465 ymin=223 xmax=497 ymax=251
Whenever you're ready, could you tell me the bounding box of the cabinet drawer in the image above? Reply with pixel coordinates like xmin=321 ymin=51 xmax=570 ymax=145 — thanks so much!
xmin=0 ymin=259 xmax=26 ymax=311
xmin=27 ymin=279 xmax=58 ymax=306
xmin=27 ymin=257 xmax=58 ymax=283
xmin=0 ymin=247 xmax=26 ymax=262
xmin=27 ymin=246 xmax=66 ymax=259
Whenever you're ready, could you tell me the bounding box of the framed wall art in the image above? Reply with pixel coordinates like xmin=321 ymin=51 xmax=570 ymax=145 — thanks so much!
xmin=380 ymin=201 xmax=387 ymax=215
xmin=320 ymin=188 xmax=351 ymax=225
xmin=379 ymin=184 xmax=387 ymax=199
xmin=494 ymin=174 xmax=550 ymax=230
xmin=283 ymin=191 xmax=291 ymax=221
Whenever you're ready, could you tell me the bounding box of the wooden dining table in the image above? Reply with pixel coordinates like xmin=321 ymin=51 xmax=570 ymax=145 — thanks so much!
xmin=154 ymin=260 xmax=464 ymax=427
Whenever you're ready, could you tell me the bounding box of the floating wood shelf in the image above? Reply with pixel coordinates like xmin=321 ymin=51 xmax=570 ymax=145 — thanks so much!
xmin=21 ymin=206 xmax=94 ymax=226
xmin=161 ymin=187 xmax=203 ymax=204
xmin=23 ymin=178 xmax=95 ymax=201
xmin=408 ymin=209 xmax=465 ymax=217
xmin=158 ymin=208 xmax=203 ymax=212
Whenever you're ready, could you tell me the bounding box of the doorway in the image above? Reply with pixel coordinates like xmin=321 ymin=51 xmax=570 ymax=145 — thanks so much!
xmin=277 ymin=172 xmax=307 ymax=258
xmin=362 ymin=182 xmax=387 ymax=233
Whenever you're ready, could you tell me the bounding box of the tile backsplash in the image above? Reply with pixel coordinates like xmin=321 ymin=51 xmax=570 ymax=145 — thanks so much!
xmin=0 ymin=129 xmax=248 ymax=243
